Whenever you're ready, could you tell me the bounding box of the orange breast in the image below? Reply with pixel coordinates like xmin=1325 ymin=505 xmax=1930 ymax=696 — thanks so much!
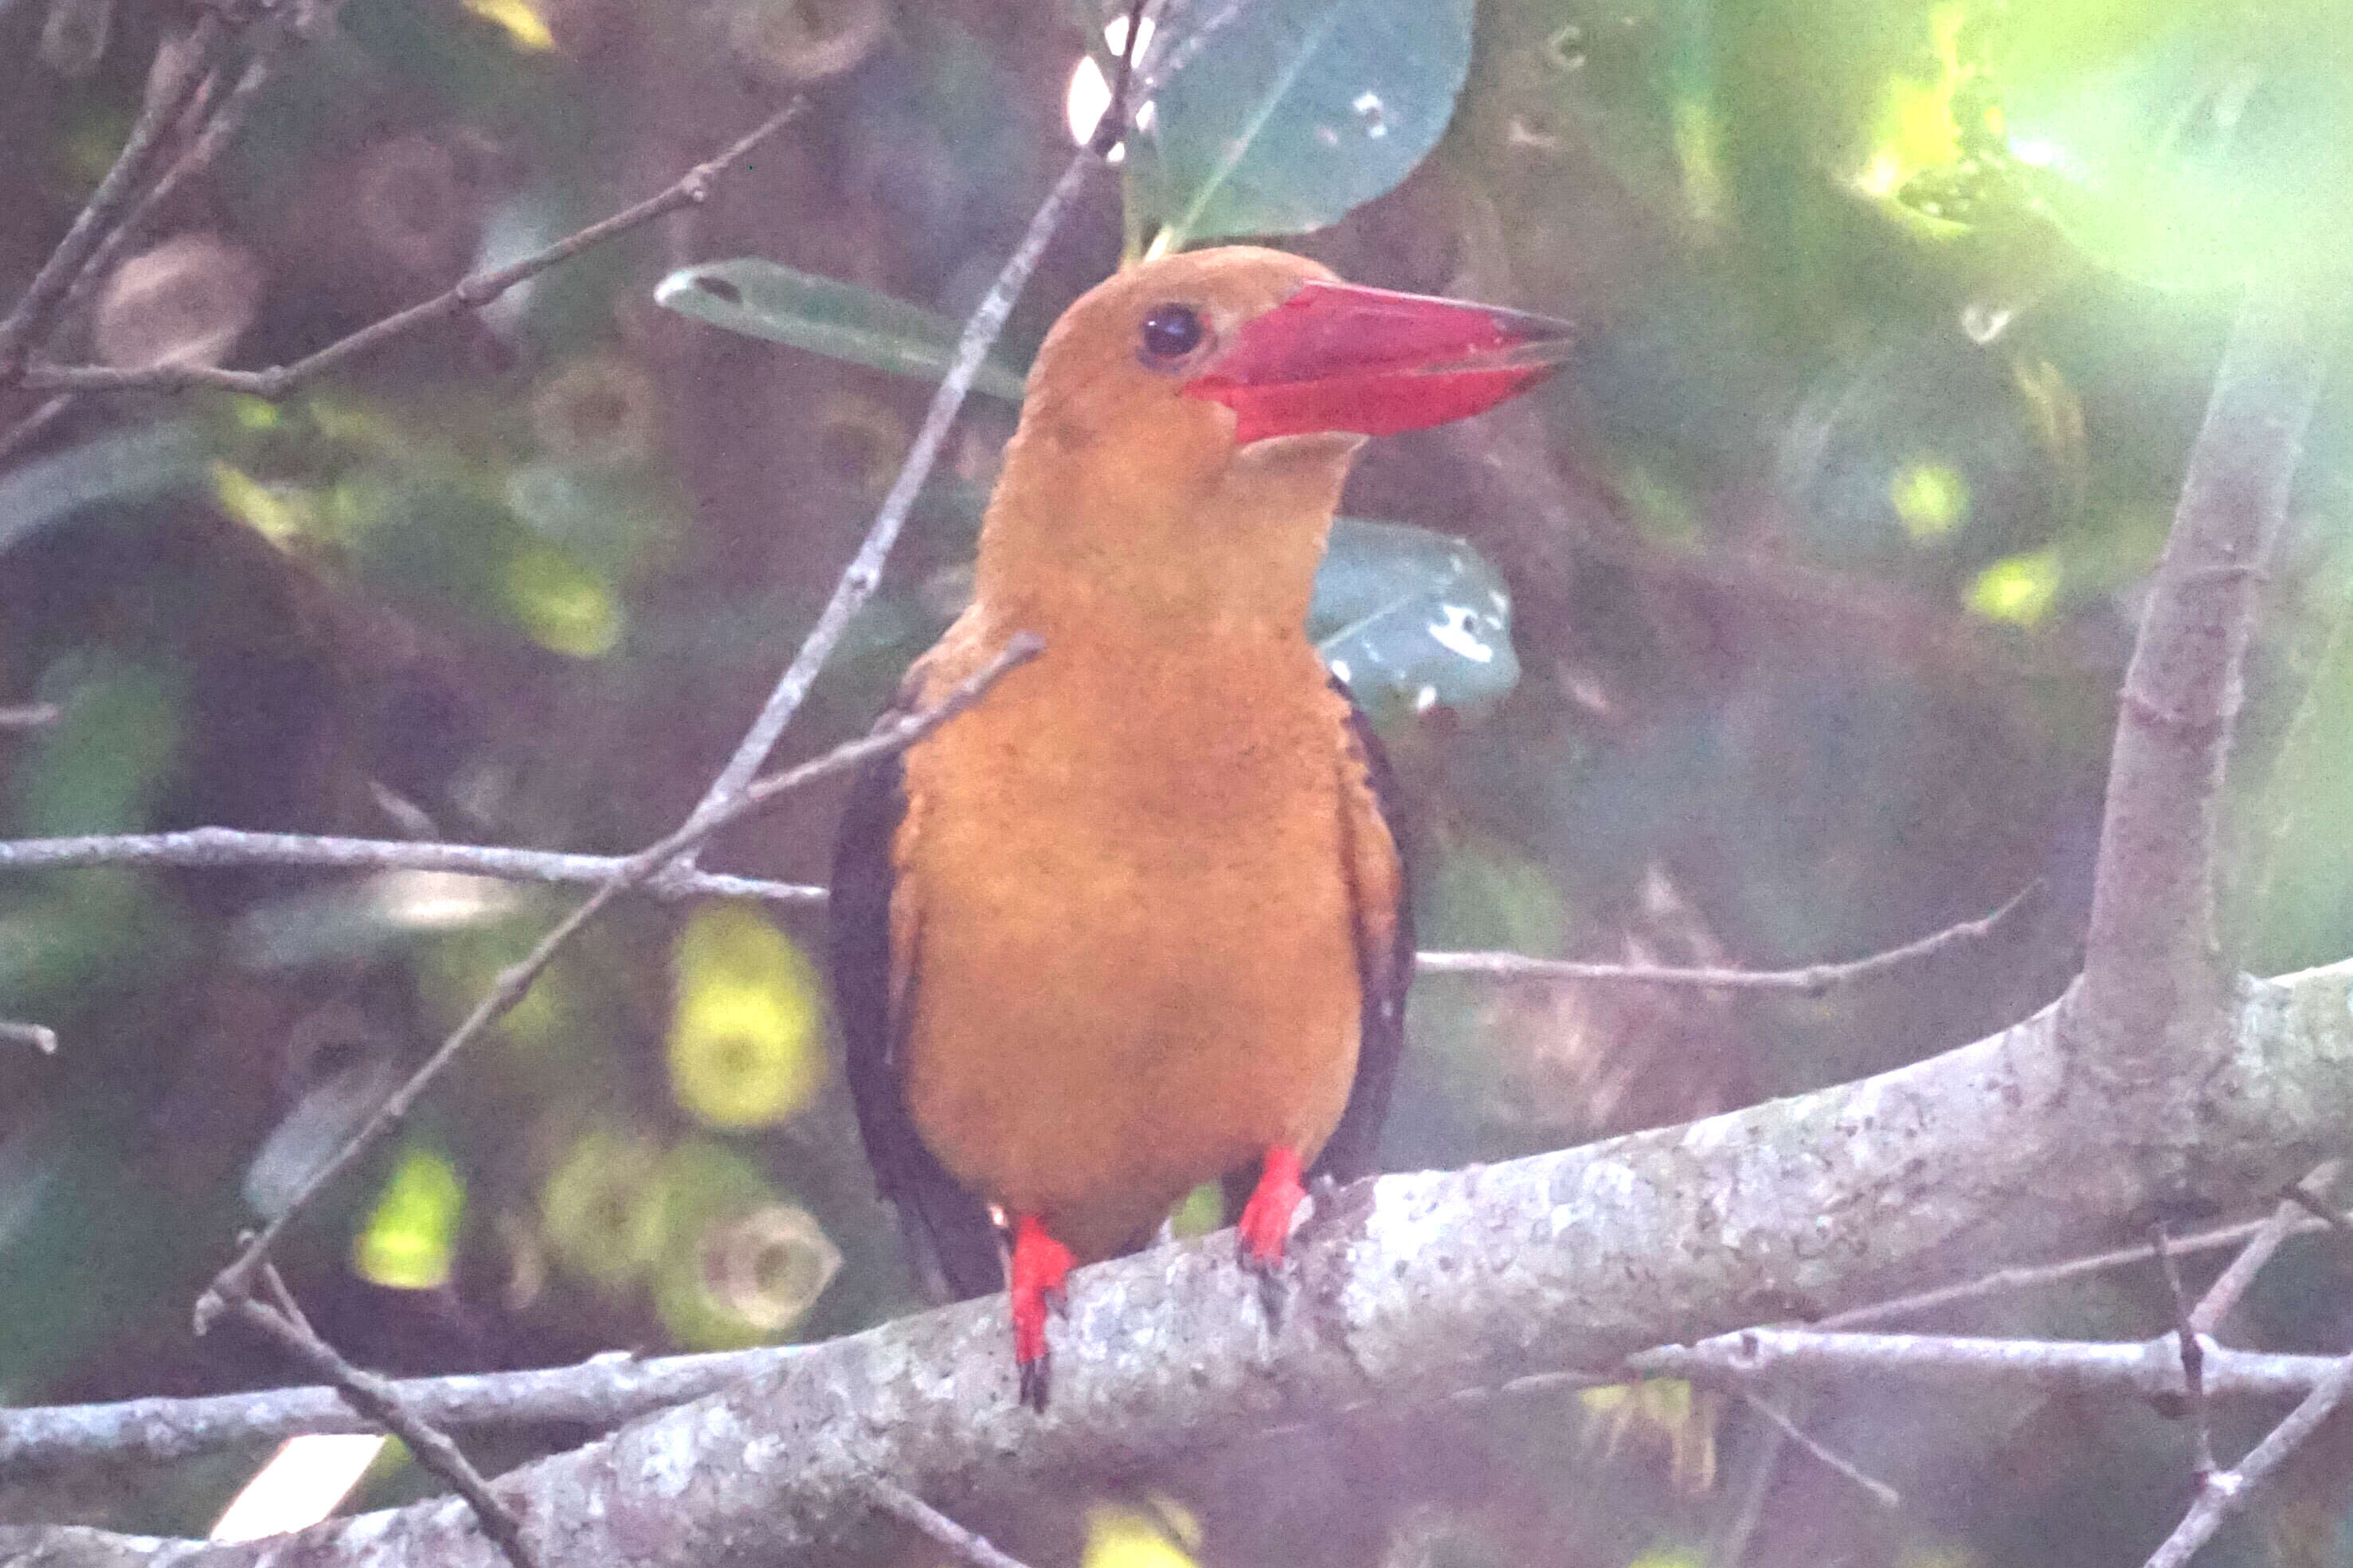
xmin=894 ymin=621 xmax=1364 ymax=1260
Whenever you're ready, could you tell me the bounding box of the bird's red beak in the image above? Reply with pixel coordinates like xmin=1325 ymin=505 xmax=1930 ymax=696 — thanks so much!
xmin=1181 ymin=280 xmax=1575 ymax=445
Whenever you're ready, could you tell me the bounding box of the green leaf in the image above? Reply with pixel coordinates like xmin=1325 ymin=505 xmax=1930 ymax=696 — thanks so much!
xmin=1131 ymin=0 xmax=1475 ymax=249
xmin=1310 ymin=518 xmax=1519 ymax=718
xmin=0 ymin=424 xmax=205 ymax=557
xmin=652 ymin=260 xmax=1030 ymax=401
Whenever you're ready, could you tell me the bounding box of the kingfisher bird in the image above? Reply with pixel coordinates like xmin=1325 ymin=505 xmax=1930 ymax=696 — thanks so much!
xmin=830 ymin=244 xmax=1571 ymax=1407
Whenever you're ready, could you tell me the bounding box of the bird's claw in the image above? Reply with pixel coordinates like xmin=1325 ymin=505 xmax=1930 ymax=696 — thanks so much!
xmin=1009 ymin=1214 xmax=1075 ymax=1412
xmin=1236 ymin=1146 xmax=1307 ymax=1266
xmin=1017 ymin=1351 xmax=1053 ymax=1413
xmin=1237 ymin=1147 xmax=1308 ymax=1327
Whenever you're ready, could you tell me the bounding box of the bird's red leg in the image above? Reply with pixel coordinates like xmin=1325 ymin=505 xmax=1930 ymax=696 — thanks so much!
xmin=1236 ymin=1145 xmax=1307 ymax=1268
xmin=1009 ymin=1213 xmax=1075 ymax=1411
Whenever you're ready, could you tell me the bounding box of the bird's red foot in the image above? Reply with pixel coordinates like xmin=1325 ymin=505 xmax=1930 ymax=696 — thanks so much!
xmin=1237 ymin=1146 xmax=1306 ymax=1269
xmin=1009 ymin=1214 xmax=1074 ymax=1411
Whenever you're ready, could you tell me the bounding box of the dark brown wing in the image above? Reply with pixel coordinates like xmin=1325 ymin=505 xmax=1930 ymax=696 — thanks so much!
xmin=1308 ymin=686 xmax=1414 ymax=1184
xmin=830 ymin=728 xmax=1004 ymax=1300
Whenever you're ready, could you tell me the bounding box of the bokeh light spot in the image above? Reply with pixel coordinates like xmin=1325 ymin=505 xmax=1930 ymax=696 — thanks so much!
xmin=353 ymin=1145 xmax=465 ymax=1290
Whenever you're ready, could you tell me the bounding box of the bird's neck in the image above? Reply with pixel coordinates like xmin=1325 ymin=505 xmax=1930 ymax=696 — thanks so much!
xmin=970 ymin=433 xmax=1349 ymax=649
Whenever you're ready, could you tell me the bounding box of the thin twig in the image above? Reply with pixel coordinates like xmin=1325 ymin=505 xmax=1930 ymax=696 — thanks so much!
xmin=0 ymin=396 xmax=74 ymax=468
xmin=1736 ymin=1390 xmax=1901 ymax=1511
xmin=1822 ymin=1207 xmax=2332 ymax=1330
xmin=2151 ymin=1222 xmax=2218 ymax=1477
xmin=1 ymin=1020 xmax=58 ymax=1054
xmin=1 ymin=1345 xmax=805 ymax=1474
xmin=0 ymin=827 xmax=822 ymax=905
xmin=868 ymin=1479 xmax=1040 ymax=1568
xmin=193 ymin=633 xmax=1041 ymax=1330
xmin=1627 ymin=1328 xmax=2342 ymax=1404
xmin=0 ymin=702 xmax=61 ymax=729
xmin=1086 ymin=0 xmax=1151 ymax=157
xmin=23 ymin=100 xmax=808 ymax=399
xmin=229 ymin=1269 xmax=536 ymax=1568
xmin=0 ymin=10 xmax=235 ymax=374
xmin=668 ymin=145 xmax=1098 ymax=859
xmin=49 ymin=41 xmax=287 ymax=343
xmin=1705 ymin=1403 xmax=1786 ymax=1568
xmin=2144 ymin=1348 xmax=2353 ymax=1568
xmin=2279 ymin=1183 xmax=2353 ymax=1241
xmin=1418 ymin=881 xmax=2039 ymax=994
xmin=4 ymin=0 xmax=353 ymax=456
xmin=2191 ymin=1161 xmax=2342 ymax=1337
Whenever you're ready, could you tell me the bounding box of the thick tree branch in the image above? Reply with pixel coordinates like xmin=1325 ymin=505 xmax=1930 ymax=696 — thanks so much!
xmin=2 ymin=1200 xmax=2323 ymax=1477
xmin=2066 ymin=279 xmax=2345 ymax=1086
xmin=6 ymin=956 xmax=2347 ymax=1568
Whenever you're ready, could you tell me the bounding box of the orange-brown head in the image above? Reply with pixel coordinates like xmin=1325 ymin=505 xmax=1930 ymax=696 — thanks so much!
xmin=973 ymin=245 xmax=1571 ymax=637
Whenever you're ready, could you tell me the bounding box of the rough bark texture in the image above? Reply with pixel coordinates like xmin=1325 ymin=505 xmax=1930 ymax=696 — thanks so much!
xmin=6 ymin=960 xmax=2351 ymax=1568
xmin=2067 ymin=285 xmax=2343 ymax=1089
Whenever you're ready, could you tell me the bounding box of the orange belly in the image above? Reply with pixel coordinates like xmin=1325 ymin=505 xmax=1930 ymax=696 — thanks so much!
xmin=895 ymin=632 xmax=1364 ymax=1261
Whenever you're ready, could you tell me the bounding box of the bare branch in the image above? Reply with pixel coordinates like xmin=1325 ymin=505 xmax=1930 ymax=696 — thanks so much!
xmin=2279 ymin=1182 xmax=2353 ymax=1240
xmin=0 ymin=701 xmax=62 ymax=729
xmin=17 ymin=1314 xmax=2353 ymax=1481
xmin=1736 ymin=1392 xmax=1900 ymax=1511
xmin=2191 ymin=1161 xmax=2341 ymax=1336
xmin=50 ymin=35 xmax=291 ymax=342
xmin=869 ymin=1480 xmax=1041 ymax=1568
xmin=1418 ymin=882 xmax=2038 ymax=993
xmin=1827 ymin=1207 xmax=2332 ymax=1332
xmin=0 ymin=394 xmax=74 ymax=467
xmin=2151 ymin=1223 xmax=2218 ymax=1477
xmin=0 ymin=10 xmax=236 ymax=374
xmin=1 ymin=0 xmax=350 ymax=462
xmin=1630 ymin=1329 xmax=2343 ymax=1406
xmin=22 ymin=102 xmax=808 ymax=401
xmin=2 ymin=1019 xmax=58 ymax=1054
xmin=2144 ymin=1349 xmax=2353 ymax=1568
xmin=0 ymin=958 xmax=2341 ymax=1564
xmin=229 ymin=1269 xmax=535 ymax=1568
xmin=192 ymin=634 xmax=1041 ymax=1330
xmin=0 ymin=1346 xmax=800 ymax=1475
xmin=0 ymin=827 xmax=821 ymax=905
xmin=2066 ymin=277 xmax=2346 ymax=1085
xmin=669 ymin=149 xmax=1097 ymax=851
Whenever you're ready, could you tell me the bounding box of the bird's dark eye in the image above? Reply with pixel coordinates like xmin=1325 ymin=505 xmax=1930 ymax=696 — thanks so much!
xmin=1138 ymin=303 xmax=1205 ymax=362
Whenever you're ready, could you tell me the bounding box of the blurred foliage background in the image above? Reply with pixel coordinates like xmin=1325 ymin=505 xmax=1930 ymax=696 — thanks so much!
xmin=3 ymin=0 xmax=2352 ymax=1564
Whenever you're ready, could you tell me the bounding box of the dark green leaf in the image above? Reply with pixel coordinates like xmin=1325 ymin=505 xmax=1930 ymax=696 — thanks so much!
xmin=1310 ymin=518 xmax=1519 ymax=718
xmin=653 ymin=260 xmax=1030 ymax=401
xmin=1131 ymin=0 xmax=1475 ymax=248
